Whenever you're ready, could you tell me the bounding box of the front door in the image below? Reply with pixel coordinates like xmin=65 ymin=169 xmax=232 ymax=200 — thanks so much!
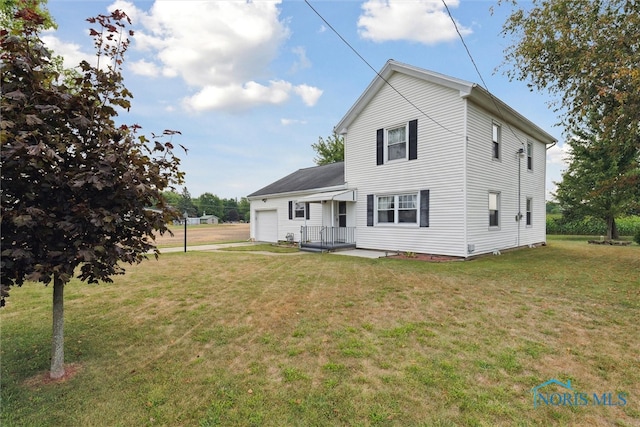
xmin=338 ymin=201 xmax=347 ymax=227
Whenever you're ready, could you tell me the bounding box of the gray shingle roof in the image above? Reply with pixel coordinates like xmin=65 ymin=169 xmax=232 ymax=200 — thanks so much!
xmin=248 ymin=162 xmax=345 ymax=198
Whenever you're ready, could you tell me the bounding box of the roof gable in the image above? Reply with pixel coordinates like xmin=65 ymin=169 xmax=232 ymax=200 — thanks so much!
xmin=248 ymin=162 xmax=345 ymax=198
xmin=334 ymin=59 xmax=556 ymax=145
xmin=334 ymin=60 xmax=474 ymax=134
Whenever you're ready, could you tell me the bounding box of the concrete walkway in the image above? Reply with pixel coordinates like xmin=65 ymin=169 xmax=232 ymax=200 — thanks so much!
xmin=157 ymin=242 xmax=259 ymax=253
xmin=156 ymin=243 xmax=388 ymax=259
xmin=330 ymin=249 xmax=388 ymax=259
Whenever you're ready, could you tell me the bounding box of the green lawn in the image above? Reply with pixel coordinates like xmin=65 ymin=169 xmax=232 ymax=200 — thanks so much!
xmin=1 ymin=237 xmax=638 ymax=426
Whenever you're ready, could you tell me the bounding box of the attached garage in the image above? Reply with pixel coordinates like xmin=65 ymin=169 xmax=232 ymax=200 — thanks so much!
xmin=255 ymin=210 xmax=278 ymax=242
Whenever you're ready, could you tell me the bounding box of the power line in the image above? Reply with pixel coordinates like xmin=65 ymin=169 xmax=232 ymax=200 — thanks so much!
xmin=304 ymin=0 xmax=462 ymax=137
xmin=441 ymin=0 xmax=526 ymax=146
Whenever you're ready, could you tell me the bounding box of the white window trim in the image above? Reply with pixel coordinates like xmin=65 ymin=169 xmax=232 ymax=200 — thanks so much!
xmin=386 ymin=123 xmax=409 ymax=163
xmin=488 ymin=191 xmax=500 ymax=229
xmin=375 ymin=193 xmax=419 ymax=226
xmin=526 ymin=141 xmax=533 ymax=172
xmin=492 ymin=122 xmax=502 ymax=161
xmin=526 ymin=197 xmax=533 ymax=227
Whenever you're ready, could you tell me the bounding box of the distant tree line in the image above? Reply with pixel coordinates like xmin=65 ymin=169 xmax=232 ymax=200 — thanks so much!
xmin=162 ymin=188 xmax=250 ymax=222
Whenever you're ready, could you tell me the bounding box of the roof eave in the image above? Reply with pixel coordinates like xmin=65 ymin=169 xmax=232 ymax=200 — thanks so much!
xmin=465 ymin=85 xmax=557 ymax=145
xmin=247 ymin=184 xmax=347 ymax=201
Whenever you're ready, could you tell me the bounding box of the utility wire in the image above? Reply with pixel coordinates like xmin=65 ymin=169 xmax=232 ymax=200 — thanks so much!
xmin=304 ymin=0 xmax=462 ymax=137
xmin=441 ymin=0 xmax=526 ymax=146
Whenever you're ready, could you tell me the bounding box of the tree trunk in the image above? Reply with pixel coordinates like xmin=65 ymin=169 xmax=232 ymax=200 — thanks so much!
xmin=50 ymin=274 xmax=65 ymax=379
xmin=605 ymin=216 xmax=619 ymax=240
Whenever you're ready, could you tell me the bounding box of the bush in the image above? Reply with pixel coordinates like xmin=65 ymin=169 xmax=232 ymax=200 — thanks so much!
xmin=634 ymin=228 xmax=640 ymax=245
xmin=546 ymin=215 xmax=640 ymax=236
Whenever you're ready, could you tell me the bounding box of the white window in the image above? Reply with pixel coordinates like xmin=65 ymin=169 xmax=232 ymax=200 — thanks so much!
xmin=489 ymin=192 xmax=500 ymax=227
xmin=377 ymin=196 xmax=395 ymax=223
xmin=526 ymin=198 xmax=532 ymax=226
xmin=492 ymin=123 xmax=501 ymax=160
xmin=294 ymin=202 xmax=305 ymax=219
xmin=377 ymin=194 xmax=417 ymax=224
xmin=527 ymin=142 xmax=533 ymax=171
xmin=387 ymin=125 xmax=407 ymax=161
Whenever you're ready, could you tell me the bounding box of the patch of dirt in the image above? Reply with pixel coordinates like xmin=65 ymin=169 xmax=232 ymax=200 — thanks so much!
xmin=387 ymin=252 xmax=463 ymax=262
xmin=155 ymin=223 xmax=250 ymax=246
xmin=23 ymin=363 xmax=82 ymax=387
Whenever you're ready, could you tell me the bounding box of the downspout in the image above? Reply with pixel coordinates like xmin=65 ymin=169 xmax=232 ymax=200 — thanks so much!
xmin=517 ymin=146 xmax=525 ymax=248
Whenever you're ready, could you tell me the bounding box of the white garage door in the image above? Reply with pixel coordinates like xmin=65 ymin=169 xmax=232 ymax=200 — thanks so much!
xmin=255 ymin=210 xmax=278 ymax=242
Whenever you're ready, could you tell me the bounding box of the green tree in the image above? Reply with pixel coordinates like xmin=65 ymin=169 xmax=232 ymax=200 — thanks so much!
xmin=1 ymin=7 xmax=184 ymax=379
xmin=177 ymin=187 xmax=198 ymax=217
xmin=546 ymin=201 xmax=561 ymax=215
xmin=162 ymin=190 xmax=181 ymax=207
xmin=500 ymin=0 xmax=640 ymax=229
xmin=311 ymin=132 xmax=344 ymax=165
xmin=222 ymin=198 xmax=238 ymax=222
xmin=195 ymin=192 xmax=224 ymax=218
xmin=554 ymin=125 xmax=639 ymax=239
xmin=238 ymin=197 xmax=250 ymax=222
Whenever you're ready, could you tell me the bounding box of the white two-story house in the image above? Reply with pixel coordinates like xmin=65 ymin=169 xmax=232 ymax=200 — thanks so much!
xmin=248 ymin=60 xmax=556 ymax=258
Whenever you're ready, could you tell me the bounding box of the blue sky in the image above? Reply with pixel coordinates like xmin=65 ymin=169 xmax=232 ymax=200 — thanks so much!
xmin=44 ymin=0 xmax=568 ymax=200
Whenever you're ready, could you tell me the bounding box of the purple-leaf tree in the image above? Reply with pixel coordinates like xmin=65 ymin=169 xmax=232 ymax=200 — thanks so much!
xmin=1 ymin=5 xmax=185 ymax=379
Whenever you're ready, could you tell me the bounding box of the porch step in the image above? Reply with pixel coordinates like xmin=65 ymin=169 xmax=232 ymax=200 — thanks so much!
xmin=299 ymin=246 xmax=327 ymax=253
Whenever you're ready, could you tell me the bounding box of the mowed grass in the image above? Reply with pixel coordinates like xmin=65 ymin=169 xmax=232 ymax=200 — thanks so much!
xmin=1 ymin=238 xmax=638 ymax=426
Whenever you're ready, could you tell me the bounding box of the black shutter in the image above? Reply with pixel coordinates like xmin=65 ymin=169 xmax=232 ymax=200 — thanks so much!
xmin=367 ymin=194 xmax=374 ymax=226
xmin=420 ymin=190 xmax=429 ymax=227
xmin=376 ymin=128 xmax=384 ymax=165
xmin=305 ymin=202 xmax=310 ymax=220
xmin=288 ymin=201 xmax=293 ymax=220
xmin=409 ymin=119 xmax=418 ymax=160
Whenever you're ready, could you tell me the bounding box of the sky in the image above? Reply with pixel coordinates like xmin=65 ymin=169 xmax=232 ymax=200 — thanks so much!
xmin=43 ymin=0 xmax=569 ymax=200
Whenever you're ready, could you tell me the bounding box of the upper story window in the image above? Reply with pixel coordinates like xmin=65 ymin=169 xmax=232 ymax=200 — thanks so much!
xmin=377 ymin=194 xmax=418 ymax=225
xmin=492 ymin=123 xmax=501 ymax=160
xmin=527 ymin=141 xmax=533 ymax=171
xmin=387 ymin=125 xmax=407 ymax=161
xmin=376 ymin=119 xmax=417 ymax=165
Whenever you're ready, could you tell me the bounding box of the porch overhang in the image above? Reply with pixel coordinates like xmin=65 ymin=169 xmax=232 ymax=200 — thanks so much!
xmin=296 ymin=189 xmax=356 ymax=203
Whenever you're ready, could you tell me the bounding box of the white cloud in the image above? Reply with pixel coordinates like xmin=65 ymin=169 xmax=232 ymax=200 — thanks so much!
xmin=281 ymin=118 xmax=308 ymax=126
xmin=41 ymin=33 xmax=92 ymax=70
xmin=290 ymin=46 xmax=311 ymax=73
xmin=183 ymin=80 xmax=293 ymax=112
xmin=104 ymin=0 xmax=322 ymax=112
xmin=547 ymin=142 xmax=571 ymax=167
xmin=294 ymin=84 xmax=323 ymax=107
xmin=357 ymin=0 xmax=471 ymax=44
xmin=129 ymin=59 xmax=160 ymax=77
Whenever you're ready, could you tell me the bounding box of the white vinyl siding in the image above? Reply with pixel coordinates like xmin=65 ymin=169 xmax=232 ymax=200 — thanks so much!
xmin=249 ymin=196 xmax=321 ymax=243
xmin=345 ymin=72 xmax=466 ymax=256
xmin=465 ymin=101 xmax=547 ymax=254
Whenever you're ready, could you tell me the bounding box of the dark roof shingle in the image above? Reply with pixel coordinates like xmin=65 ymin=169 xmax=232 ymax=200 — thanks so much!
xmin=248 ymin=162 xmax=344 ymax=197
